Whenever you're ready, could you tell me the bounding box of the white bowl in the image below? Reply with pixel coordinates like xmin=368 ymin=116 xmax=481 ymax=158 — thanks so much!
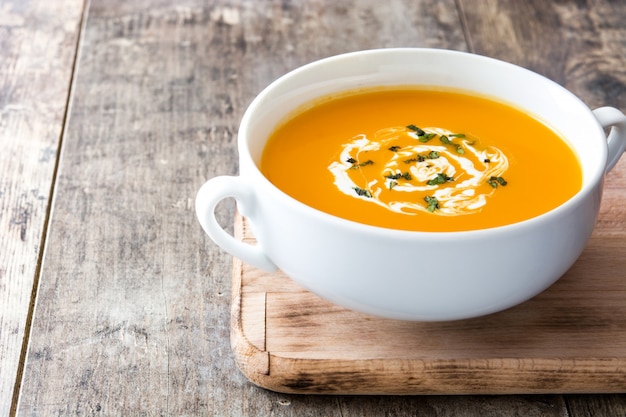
xmin=196 ymin=48 xmax=626 ymax=321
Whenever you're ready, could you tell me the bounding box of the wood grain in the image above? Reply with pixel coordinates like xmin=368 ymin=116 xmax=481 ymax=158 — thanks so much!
xmin=10 ymin=0 xmax=626 ymax=415
xmin=0 ymin=1 xmax=84 ymax=415
xmin=459 ymin=0 xmax=626 ymax=110
xmin=16 ymin=0 xmax=482 ymax=415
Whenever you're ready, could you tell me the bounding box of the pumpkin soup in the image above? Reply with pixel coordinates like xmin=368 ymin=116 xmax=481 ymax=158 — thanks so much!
xmin=260 ymin=88 xmax=582 ymax=232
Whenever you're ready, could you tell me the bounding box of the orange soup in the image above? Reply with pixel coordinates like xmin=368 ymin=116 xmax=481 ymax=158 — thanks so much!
xmin=260 ymin=88 xmax=582 ymax=232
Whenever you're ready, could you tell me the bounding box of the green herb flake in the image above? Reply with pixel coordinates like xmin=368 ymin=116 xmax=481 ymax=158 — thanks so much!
xmin=385 ymin=172 xmax=413 ymax=181
xmin=353 ymin=187 xmax=372 ymax=197
xmin=449 ymin=133 xmax=466 ymax=138
xmin=389 ymin=180 xmax=398 ymax=190
xmin=407 ymin=124 xmax=426 ymax=136
xmin=407 ymin=152 xmax=439 ymax=164
xmin=346 ymin=157 xmax=357 ymax=164
xmin=426 ymin=173 xmax=454 ymax=186
xmin=349 ymin=160 xmax=374 ymax=169
xmin=424 ymin=196 xmax=440 ymax=212
xmin=484 ymin=158 xmax=491 ymax=163
xmin=456 ymin=146 xmax=465 ymax=154
xmin=388 ymin=145 xmax=401 ymax=152
xmin=488 ymin=176 xmax=508 ymax=188
xmin=440 ymin=135 xmax=453 ymax=145
xmin=418 ymin=133 xmax=437 ymax=143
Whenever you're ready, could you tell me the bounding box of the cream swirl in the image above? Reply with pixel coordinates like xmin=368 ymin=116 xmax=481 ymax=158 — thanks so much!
xmin=328 ymin=126 xmax=509 ymax=216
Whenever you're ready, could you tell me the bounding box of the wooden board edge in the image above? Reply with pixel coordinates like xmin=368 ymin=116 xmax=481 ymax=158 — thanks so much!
xmin=246 ymin=356 xmax=626 ymax=395
xmin=231 ymin=212 xmax=271 ymax=385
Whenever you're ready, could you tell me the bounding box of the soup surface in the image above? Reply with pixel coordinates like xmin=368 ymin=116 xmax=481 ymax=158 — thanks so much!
xmin=260 ymin=87 xmax=582 ymax=232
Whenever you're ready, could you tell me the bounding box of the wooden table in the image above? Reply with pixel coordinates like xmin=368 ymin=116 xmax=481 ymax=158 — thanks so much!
xmin=2 ymin=0 xmax=625 ymax=415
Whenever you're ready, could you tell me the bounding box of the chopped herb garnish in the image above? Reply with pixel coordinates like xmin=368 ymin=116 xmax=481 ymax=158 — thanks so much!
xmin=484 ymin=158 xmax=491 ymax=163
xmin=385 ymin=172 xmax=412 ymax=181
xmin=418 ymin=133 xmax=437 ymax=143
xmin=406 ymin=151 xmax=439 ymax=164
xmin=438 ymin=135 xmax=464 ymax=153
xmin=346 ymin=157 xmax=357 ymax=164
xmin=388 ymin=145 xmax=401 ymax=152
xmin=449 ymin=133 xmax=466 ymax=138
xmin=427 ymin=173 xmax=454 ymax=186
xmin=424 ymin=196 xmax=440 ymax=212
xmin=407 ymin=124 xmax=426 ymax=136
xmin=487 ymin=176 xmax=508 ymax=188
xmin=349 ymin=160 xmax=374 ymax=169
xmin=389 ymin=180 xmax=398 ymax=190
xmin=353 ymin=187 xmax=372 ymax=197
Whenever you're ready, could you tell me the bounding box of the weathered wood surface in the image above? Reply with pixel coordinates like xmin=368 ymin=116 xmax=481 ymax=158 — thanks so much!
xmin=1 ymin=0 xmax=624 ymax=415
xmin=0 ymin=1 xmax=84 ymax=416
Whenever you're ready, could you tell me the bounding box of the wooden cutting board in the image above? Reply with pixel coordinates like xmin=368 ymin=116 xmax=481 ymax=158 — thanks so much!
xmin=231 ymin=200 xmax=626 ymax=394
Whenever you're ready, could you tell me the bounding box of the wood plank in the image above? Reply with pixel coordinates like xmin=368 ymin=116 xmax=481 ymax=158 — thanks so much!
xmin=0 ymin=1 xmax=84 ymax=415
xmin=19 ymin=1 xmax=542 ymax=416
xmin=458 ymin=0 xmax=626 ymax=109
xmin=15 ymin=0 xmax=624 ymax=414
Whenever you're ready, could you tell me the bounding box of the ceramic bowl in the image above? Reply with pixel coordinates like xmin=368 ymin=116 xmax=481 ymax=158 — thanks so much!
xmin=196 ymin=48 xmax=626 ymax=321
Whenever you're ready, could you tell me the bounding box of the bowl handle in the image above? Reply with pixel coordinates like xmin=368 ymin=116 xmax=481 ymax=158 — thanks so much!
xmin=195 ymin=176 xmax=277 ymax=272
xmin=593 ymin=107 xmax=626 ymax=172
